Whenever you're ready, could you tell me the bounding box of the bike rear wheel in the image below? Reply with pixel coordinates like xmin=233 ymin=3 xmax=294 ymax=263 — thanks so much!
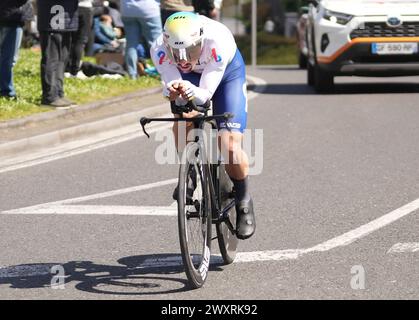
xmin=216 ymin=163 xmax=238 ymax=265
xmin=177 ymin=142 xmax=212 ymax=289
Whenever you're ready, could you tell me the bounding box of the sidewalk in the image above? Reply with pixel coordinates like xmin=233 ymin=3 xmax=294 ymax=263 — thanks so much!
xmin=0 ymin=86 xmax=168 ymax=161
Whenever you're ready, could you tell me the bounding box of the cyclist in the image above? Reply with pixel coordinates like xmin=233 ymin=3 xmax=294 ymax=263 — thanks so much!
xmin=150 ymin=11 xmax=255 ymax=240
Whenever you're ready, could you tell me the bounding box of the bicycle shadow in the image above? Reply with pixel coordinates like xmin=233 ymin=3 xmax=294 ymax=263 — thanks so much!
xmin=0 ymin=254 xmax=226 ymax=296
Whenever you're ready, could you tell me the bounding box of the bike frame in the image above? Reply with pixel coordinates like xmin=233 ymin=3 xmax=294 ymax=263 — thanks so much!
xmin=140 ymin=107 xmax=236 ymax=234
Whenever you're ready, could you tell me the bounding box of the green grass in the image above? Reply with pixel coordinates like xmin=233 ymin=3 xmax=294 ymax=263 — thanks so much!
xmin=0 ymin=49 xmax=160 ymax=122
xmin=236 ymin=33 xmax=299 ymax=65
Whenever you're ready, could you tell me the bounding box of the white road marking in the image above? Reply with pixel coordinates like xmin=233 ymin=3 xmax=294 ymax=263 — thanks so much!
xmin=1 ymin=205 xmax=177 ymax=216
xmin=305 ymin=198 xmax=419 ymax=253
xmin=56 ymin=178 xmax=178 ymax=205
xmin=387 ymin=242 xmax=419 ymax=254
xmin=235 ymin=249 xmax=306 ymax=262
xmin=1 ymin=178 xmax=178 ymax=214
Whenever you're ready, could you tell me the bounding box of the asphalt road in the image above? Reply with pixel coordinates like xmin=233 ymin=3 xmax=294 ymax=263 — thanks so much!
xmin=0 ymin=66 xmax=418 ymax=300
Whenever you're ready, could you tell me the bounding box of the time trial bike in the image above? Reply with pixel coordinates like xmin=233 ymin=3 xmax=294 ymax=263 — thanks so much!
xmin=140 ymin=99 xmax=239 ymax=289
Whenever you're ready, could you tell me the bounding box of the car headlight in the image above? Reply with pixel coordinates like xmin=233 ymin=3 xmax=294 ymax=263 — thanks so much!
xmin=323 ymin=9 xmax=353 ymax=25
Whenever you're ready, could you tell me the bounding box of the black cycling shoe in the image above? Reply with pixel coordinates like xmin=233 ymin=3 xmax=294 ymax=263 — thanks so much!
xmin=235 ymin=198 xmax=256 ymax=240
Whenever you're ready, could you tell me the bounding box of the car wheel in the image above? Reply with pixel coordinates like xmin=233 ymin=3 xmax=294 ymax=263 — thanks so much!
xmin=314 ymin=64 xmax=334 ymax=93
xmin=298 ymin=52 xmax=307 ymax=69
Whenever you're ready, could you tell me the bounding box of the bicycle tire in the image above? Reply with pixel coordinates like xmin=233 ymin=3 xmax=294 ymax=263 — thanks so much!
xmin=215 ymin=163 xmax=238 ymax=265
xmin=177 ymin=142 xmax=212 ymax=289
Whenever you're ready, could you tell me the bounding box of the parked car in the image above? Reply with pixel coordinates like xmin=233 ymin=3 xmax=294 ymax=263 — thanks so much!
xmin=296 ymin=6 xmax=309 ymax=69
xmin=306 ymin=0 xmax=419 ymax=92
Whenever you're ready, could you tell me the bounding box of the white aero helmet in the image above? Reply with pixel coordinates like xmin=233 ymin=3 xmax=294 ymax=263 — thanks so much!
xmin=163 ymin=12 xmax=204 ymax=64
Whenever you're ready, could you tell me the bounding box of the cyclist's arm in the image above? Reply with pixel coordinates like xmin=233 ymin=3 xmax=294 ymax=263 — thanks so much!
xmin=150 ymin=40 xmax=186 ymax=104
xmin=154 ymin=58 xmax=182 ymax=86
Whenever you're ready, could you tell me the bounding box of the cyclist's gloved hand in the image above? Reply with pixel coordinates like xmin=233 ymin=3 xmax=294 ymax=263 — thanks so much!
xmin=178 ymin=80 xmax=196 ymax=100
xmin=178 ymin=80 xmax=211 ymax=106
xmin=164 ymin=80 xmax=182 ymax=101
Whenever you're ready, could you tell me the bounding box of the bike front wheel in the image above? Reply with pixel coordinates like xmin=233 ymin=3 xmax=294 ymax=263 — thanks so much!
xmin=177 ymin=142 xmax=212 ymax=289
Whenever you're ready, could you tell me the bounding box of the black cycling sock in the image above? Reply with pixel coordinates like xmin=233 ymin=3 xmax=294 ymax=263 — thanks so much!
xmin=231 ymin=176 xmax=250 ymax=202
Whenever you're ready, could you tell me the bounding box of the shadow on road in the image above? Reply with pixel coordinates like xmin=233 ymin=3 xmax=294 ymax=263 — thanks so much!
xmin=249 ymin=82 xmax=419 ymax=96
xmin=0 ymin=254 xmax=225 ymax=296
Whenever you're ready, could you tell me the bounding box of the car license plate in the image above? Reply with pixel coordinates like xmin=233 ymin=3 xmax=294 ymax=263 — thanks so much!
xmin=372 ymin=42 xmax=418 ymax=55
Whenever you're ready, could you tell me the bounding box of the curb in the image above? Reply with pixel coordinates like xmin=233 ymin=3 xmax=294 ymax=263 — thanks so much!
xmin=0 ymin=102 xmax=168 ymax=161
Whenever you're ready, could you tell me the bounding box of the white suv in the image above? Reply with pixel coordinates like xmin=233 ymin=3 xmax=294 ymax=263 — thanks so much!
xmin=306 ymin=0 xmax=419 ymax=92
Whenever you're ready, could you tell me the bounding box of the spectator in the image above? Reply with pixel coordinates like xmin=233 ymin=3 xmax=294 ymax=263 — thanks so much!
xmin=86 ymin=0 xmax=108 ymax=55
xmin=106 ymin=1 xmax=124 ymax=29
xmin=87 ymin=1 xmax=123 ymax=55
xmin=103 ymin=2 xmax=124 ymax=48
xmin=121 ymin=0 xmax=162 ymax=79
xmin=160 ymin=0 xmax=194 ymax=25
xmin=67 ymin=0 xmax=94 ymax=77
xmin=21 ymin=0 xmax=40 ymax=49
xmin=92 ymin=14 xmax=122 ymax=53
xmin=99 ymin=15 xmax=116 ymax=39
xmin=37 ymin=0 xmax=79 ymax=107
xmin=192 ymin=0 xmax=217 ymax=20
xmin=0 ymin=0 xmax=34 ymax=99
